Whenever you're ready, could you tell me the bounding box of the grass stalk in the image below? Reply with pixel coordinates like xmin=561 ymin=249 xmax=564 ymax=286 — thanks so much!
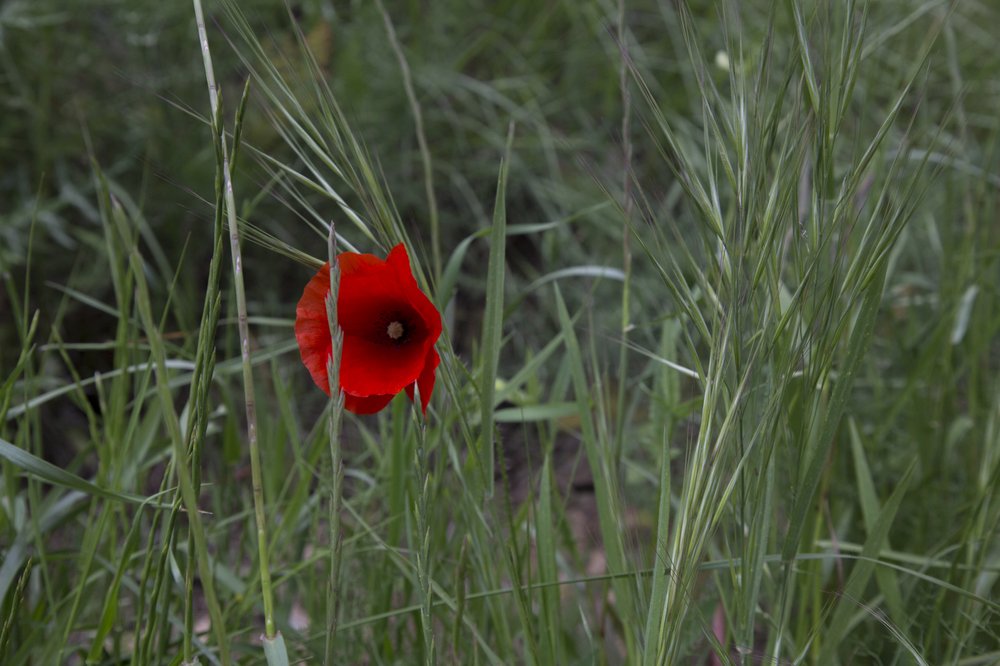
xmin=376 ymin=0 xmax=441 ymax=283
xmin=413 ymin=419 xmax=435 ymax=666
xmin=324 ymin=225 xmax=346 ymax=664
xmin=478 ymin=124 xmax=514 ymax=495
xmin=191 ymin=0 xmax=279 ymax=646
xmin=615 ymin=0 xmax=634 ymax=465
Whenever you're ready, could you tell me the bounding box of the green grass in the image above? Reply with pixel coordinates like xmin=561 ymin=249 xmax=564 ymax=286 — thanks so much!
xmin=2 ymin=0 xmax=1000 ymax=663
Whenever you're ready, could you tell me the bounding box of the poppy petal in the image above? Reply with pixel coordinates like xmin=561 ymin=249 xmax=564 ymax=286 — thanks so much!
xmin=337 ymin=276 xmax=425 ymax=339
xmin=295 ymin=262 xmax=333 ymax=394
xmin=340 ymin=333 xmax=430 ymax=397
xmin=295 ymin=245 xmax=443 ymax=417
xmin=344 ymin=391 xmax=395 ymax=415
xmin=405 ymin=346 xmax=440 ymax=414
xmin=386 ymin=244 xmax=443 ymax=341
xmin=339 ymin=251 xmax=385 ymax=276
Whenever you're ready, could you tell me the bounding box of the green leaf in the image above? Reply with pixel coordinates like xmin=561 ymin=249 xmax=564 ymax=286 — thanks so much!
xmin=87 ymin=511 xmax=142 ymax=663
xmin=263 ymin=632 xmax=290 ymax=666
xmin=0 ymin=491 xmax=87 ymax=603
xmin=478 ymin=123 xmax=514 ymax=493
xmin=536 ymin=454 xmax=562 ymax=664
xmin=788 ymin=0 xmax=820 ymax=114
xmin=493 ymin=402 xmax=577 ymax=423
xmin=437 ymin=229 xmax=488 ymax=310
xmin=950 ymin=284 xmax=979 ymax=345
xmin=524 ymin=266 xmax=626 ymax=293
xmin=6 ymin=360 xmax=196 ymax=422
xmin=0 ymin=437 xmax=170 ymax=508
xmin=818 ymin=461 xmax=917 ymax=663
xmin=849 ymin=419 xmax=907 ymax=629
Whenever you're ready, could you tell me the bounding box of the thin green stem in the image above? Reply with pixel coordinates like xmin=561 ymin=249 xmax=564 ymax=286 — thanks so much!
xmin=376 ymin=0 xmax=441 ymax=283
xmin=324 ymin=225 xmax=346 ymax=664
xmin=615 ymin=0 xmax=634 ymax=464
xmin=413 ymin=417 xmax=435 ymax=666
xmin=191 ymin=0 xmax=277 ymax=640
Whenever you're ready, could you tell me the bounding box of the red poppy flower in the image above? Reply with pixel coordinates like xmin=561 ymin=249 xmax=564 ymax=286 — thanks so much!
xmin=295 ymin=243 xmax=442 ymax=415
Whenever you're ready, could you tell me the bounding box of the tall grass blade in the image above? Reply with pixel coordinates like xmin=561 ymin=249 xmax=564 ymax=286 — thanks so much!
xmin=478 ymin=123 xmax=514 ymax=494
xmin=0 ymin=437 xmax=167 ymax=508
xmin=818 ymin=461 xmax=916 ymax=662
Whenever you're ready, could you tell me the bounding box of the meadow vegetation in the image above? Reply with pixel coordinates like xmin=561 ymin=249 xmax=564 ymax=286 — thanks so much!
xmin=1 ymin=0 xmax=999 ymax=663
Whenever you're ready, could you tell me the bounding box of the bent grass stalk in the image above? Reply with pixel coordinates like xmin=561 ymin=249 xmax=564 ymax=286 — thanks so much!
xmin=191 ymin=0 xmax=283 ymax=657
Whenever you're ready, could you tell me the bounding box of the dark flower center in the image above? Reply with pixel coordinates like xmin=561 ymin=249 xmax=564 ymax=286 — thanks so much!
xmin=386 ymin=320 xmax=405 ymax=341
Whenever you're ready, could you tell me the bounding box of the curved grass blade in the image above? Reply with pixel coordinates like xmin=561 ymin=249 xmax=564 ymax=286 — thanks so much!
xmin=0 ymin=437 xmax=171 ymax=508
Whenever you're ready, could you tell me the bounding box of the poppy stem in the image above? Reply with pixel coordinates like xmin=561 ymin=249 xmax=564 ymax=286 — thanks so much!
xmin=325 ymin=224 xmax=347 ymax=663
